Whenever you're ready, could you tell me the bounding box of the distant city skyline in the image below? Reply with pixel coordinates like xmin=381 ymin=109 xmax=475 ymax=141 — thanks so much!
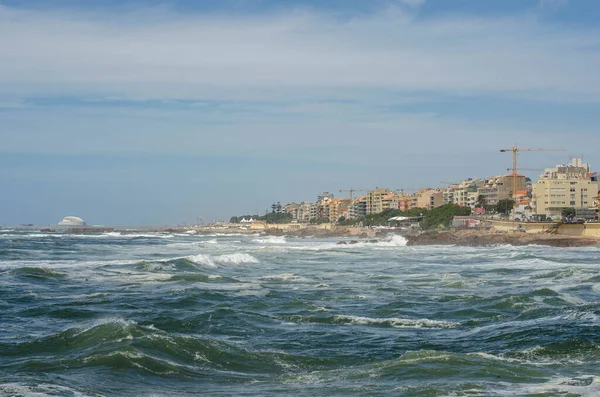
xmin=1 ymin=0 xmax=599 ymax=225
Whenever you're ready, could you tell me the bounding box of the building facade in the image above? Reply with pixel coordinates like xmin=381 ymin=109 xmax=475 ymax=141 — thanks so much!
xmin=478 ymin=174 xmax=525 ymax=207
xmin=532 ymin=158 xmax=599 ymax=218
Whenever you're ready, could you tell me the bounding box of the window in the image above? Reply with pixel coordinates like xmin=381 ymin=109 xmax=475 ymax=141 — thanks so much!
xmin=570 ymin=201 xmax=576 ymax=205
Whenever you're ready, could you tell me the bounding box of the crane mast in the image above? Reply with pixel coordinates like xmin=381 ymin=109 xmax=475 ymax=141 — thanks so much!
xmin=338 ymin=188 xmax=365 ymax=201
xmin=499 ymin=144 xmax=566 ymax=205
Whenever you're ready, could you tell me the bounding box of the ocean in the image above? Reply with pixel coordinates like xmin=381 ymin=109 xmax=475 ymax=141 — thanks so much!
xmin=1 ymin=230 xmax=599 ymax=396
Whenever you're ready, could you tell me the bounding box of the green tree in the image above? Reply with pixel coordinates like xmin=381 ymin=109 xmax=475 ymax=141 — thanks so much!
xmin=495 ymin=199 xmax=515 ymax=215
xmin=562 ymin=207 xmax=576 ymax=218
xmin=264 ymin=212 xmax=293 ymax=224
xmin=420 ymin=204 xmax=471 ymax=230
xmin=476 ymin=195 xmax=486 ymax=208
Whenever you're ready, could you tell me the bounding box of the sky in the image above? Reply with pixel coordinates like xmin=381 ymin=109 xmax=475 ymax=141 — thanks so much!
xmin=1 ymin=0 xmax=600 ymax=225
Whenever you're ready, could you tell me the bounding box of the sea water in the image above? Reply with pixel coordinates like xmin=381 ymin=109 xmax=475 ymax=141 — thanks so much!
xmin=1 ymin=231 xmax=600 ymax=396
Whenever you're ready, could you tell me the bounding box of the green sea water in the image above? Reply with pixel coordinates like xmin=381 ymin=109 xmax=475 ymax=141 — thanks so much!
xmin=1 ymin=230 xmax=599 ymax=396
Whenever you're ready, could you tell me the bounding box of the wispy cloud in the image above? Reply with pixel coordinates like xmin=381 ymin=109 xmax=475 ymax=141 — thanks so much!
xmin=0 ymin=3 xmax=599 ymax=102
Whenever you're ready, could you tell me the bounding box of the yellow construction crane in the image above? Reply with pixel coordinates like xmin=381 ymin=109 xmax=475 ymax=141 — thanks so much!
xmin=339 ymin=188 xmax=365 ymax=201
xmin=500 ymin=144 xmax=566 ymax=201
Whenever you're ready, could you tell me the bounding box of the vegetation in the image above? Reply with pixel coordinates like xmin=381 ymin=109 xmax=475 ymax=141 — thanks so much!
xmin=420 ymin=204 xmax=471 ymax=230
xmin=230 ymin=201 xmax=476 ymax=230
xmin=230 ymin=214 xmax=259 ymax=223
xmin=336 ymin=204 xmax=471 ymax=230
xmin=495 ymin=199 xmax=515 ymax=215
xmin=230 ymin=212 xmax=292 ymax=224
xmin=475 ymin=195 xmax=486 ymax=208
xmin=562 ymin=207 xmax=576 ymax=218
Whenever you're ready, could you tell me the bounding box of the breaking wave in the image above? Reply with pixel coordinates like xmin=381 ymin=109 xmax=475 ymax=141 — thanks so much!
xmin=187 ymin=253 xmax=259 ymax=267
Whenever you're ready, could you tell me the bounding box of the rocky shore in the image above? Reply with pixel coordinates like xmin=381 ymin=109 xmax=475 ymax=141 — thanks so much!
xmin=405 ymin=229 xmax=600 ymax=247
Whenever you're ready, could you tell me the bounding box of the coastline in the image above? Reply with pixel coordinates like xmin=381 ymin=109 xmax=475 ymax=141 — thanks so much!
xmin=404 ymin=229 xmax=600 ymax=247
xmin=14 ymin=224 xmax=600 ymax=247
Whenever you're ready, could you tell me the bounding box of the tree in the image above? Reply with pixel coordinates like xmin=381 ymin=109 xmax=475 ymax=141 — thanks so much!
xmin=495 ymin=199 xmax=515 ymax=215
xmin=420 ymin=204 xmax=471 ymax=230
xmin=562 ymin=207 xmax=576 ymax=218
xmin=476 ymin=195 xmax=486 ymax=208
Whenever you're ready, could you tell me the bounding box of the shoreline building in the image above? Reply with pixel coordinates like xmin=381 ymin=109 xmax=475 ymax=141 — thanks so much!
xmin=478 ymin=174 xmax=526 ymax=207
xmin=366 ymin=187 xmax=399 ymax=215
xmin=531 ymin=158 xmax=599 ymax=219
xmin=443 ymin=178 xmax=485 ymax=208
xmin=348 ymin=196 xmax=367 ymax=219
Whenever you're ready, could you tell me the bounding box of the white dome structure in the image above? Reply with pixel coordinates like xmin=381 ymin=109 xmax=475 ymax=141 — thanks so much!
xmin=58 ymin=216 xmax=86 ymax=226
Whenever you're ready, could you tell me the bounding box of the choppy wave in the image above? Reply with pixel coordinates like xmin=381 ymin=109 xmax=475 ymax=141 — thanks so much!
xmin=4 ymin=231 xmax=600 ymax=396
xmin=9 ymin=267 xmax=67 ymax=279
xmin=253 ymin=236 xmax=287 ymax=244
xmin=282 ymin=314 xmax=458 ymax=329
xmin=187 ymin=253 xmax=259 ymax=267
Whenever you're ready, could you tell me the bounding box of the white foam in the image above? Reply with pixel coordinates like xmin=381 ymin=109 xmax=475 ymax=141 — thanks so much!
xmin=334 ymin=315 xmax=458 ymax=329
xmin=260 ymin=273 xmax=307 ymax=282
xmin=215 ymin=253 xmax=259 ymax=264
xmin=373 ymin=234 xmax=408 ymax=247
xmin=187 ymin=253 xmax=259 ymax=267
xmin=0 ymin=383 xmax=92 ymax=397
xmin=490 ymin=375 xmax=600 ymax=396
xmin=253 ymin=236 xmax=287 ymax=244
xmin=186 ymin=254 xmax=217 ymax=268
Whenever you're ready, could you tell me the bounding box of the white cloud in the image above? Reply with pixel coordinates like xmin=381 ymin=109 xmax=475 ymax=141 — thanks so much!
xmin=0 ymin=4 xmax=598 ymax=101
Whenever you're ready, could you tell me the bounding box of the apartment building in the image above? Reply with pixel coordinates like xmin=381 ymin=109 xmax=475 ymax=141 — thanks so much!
xmin=416 ymin=189 xmax=445 ymax=210
xmin=478 ymin=174 xmax=525 ymax=206
xmin=348 ymin=196 xmax=367 ymax=219
xmin=283 ymin=202 xmax=299 ymax=220
xmin=317 ymin=192 xmax=335 ymax=203
xmin=327 ymin=199 xmax=351 ymax=222
xmin=443 ymin=178 xmax=485 ymax=208
xmin=366 ymin=187 xmax=397 ymax=215
xmin=398 ymin=195 xmax=417 ymax=211
xmin=532 ymin=158 xmax=599 ymax=218
xmin=296 ymin=201 xmax=317 ymax=223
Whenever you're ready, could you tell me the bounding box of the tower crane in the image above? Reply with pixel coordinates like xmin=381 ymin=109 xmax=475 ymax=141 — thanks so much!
xmin=338 ymin=188 xmax=365 ymax=201
xmin=500 ymin=144 xmax=565 ymax=203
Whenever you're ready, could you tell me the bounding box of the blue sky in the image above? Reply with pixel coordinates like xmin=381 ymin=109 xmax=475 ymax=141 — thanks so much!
xmin=1 ymin=0 xmax=600 ymax=225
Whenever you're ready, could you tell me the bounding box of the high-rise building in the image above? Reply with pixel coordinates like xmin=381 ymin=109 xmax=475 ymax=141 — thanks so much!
xmin=532 ymin=158 xmax=599 ymax=218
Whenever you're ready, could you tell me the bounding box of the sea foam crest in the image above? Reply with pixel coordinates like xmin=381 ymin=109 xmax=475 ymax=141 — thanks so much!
xmin=334 ymin=315 xmax=458 ymax=329
xmin=188 ymin=253 xmax=258 ymax=267
xmin=101 ymin=232 xmax=174 ymax=239
xmin=375 ymin=234 xmax=408 ymax=247
xmin=253 ymin=236 xmax=287 ymax=244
